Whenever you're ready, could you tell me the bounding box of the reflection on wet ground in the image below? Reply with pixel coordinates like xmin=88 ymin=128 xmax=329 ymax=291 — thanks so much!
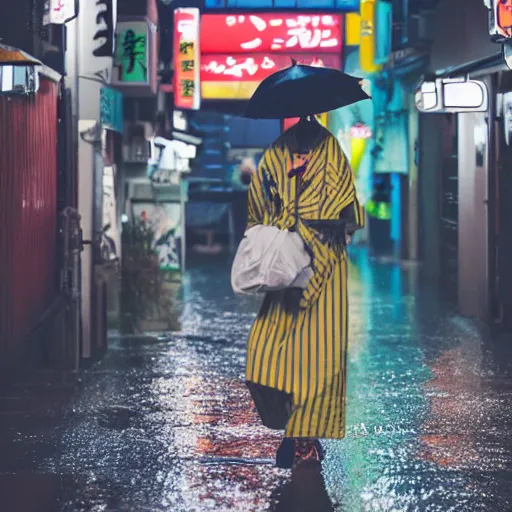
xmin=1 ymin=247 xmax=512 ymax=511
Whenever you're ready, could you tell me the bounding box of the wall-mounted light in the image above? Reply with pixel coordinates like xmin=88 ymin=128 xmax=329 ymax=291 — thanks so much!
xmin=0 ymin=44 xmax=42 ymax=95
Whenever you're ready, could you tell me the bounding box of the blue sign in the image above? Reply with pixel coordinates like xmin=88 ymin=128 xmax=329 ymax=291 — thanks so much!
xmin=375 ymin=1 xmax=392 ymax=65
xmin=205 ymin=0 xmax=359 ymax=10
xmin=100 ymin=86 xmax=123 ymax=133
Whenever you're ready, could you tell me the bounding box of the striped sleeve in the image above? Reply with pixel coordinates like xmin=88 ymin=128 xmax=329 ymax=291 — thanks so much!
xmin=296 ymin=220 xmax=333 ymax=309
xmin=246 ymin=159 xmax=267 ymax=230
xmin=341 ymin=196 xmax=365 ymax=234
xmin=337 ymin=143 xmax=365 ymax=233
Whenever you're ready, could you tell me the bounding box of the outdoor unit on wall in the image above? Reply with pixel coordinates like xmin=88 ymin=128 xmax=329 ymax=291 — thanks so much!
xmin=123 ymin=121 xmax=153 ymax=163
xmin=415 ymin=77 xmax=489 ymax=114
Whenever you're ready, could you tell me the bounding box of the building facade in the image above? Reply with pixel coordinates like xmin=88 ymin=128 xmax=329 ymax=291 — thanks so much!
xmin=411 ymin=0 xmax=512 ymax=331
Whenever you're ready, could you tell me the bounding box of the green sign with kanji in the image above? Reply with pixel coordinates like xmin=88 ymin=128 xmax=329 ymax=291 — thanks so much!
xmin=116 ymin=21 xmax=148 ymax=83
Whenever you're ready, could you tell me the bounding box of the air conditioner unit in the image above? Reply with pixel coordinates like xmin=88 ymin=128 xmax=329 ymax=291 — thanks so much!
xmin=123 ymin=121 xmax=153 ymax=163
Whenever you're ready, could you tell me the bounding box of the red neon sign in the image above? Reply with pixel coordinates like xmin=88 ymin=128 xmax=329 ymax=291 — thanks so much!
xmin=200 ymin=14 xmax=343 ymax=54
xmin=200 ymin=53 xmax=341 ymax=82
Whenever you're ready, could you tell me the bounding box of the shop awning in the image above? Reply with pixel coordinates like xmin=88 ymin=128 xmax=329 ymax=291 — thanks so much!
xmin=434 ymin=52 xmax=505 ymax=79
xmin=0 ymin=44 xmax=41 ymax=65
xmin=0 ymin=44 xmax=61 ymax=84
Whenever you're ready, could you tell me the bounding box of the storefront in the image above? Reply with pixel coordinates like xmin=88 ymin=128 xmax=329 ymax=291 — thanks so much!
xmin=173 ymin=9 xmax=350 ymax=249
xmin=414 ymin=0 xmax=511 ymax=325
xmin=76 ymin=0 xmax=118 ymax=359
xmin=174 ymin=10 xmax=345 ymax=123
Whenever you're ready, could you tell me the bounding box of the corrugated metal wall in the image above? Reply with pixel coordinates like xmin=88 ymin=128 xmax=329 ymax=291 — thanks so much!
xmin=0 ymin=78 xmax=59 ymax=371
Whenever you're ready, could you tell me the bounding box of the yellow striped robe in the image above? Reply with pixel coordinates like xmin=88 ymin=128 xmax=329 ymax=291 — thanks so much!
xmin=245 ymin=126 xmax=364 ymax=439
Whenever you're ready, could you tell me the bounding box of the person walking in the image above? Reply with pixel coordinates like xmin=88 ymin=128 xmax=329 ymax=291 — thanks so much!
xmin=243 ymin=116 xmax=365 ymax=468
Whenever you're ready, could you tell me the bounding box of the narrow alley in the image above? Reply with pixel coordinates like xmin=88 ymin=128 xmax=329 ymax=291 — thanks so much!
xmin=4 ymin=0 xmax=512 ymax=510
xmin=1 ymin=248 xmax=512 ymax=511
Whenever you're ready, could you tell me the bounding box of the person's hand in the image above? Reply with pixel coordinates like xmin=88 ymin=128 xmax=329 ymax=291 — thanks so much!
xmin=345 ymin=233 xmax=352 ymax=245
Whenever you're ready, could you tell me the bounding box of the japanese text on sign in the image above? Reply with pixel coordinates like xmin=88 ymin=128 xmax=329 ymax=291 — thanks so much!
xmin=116 ymin=22 xmax=148 ymax=83
xmin=201 ymin=54 xmax=341 ymax=82
xmin=200 ymin=14 xmax=343 ymax=54
xmin=100 ymin=87 xmax=123 ymax=133
xmin=174 ymin=8 xmax=201 ymax=110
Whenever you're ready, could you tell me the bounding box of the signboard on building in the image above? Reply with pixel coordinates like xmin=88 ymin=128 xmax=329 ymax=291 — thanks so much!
xmin=200 ymin=14 xmax=343 ymax=54
xmin=201 ymin=53 xmax=341 ymax=100
xmin=115 ymin=21 xmax=148 ymax=83
xmin=100 ymin=86 xmax=123 ymax=133
xmin=374 ymin=1 xmax=392 ymax=65
xmin=174 ymin=8 xmax=201 ymax=110
xmin=487 ymin=0 xmax=512 ymax=42
xmin=78 ymin=0 xmax=117 ymax=119
xmin=345 ymin=13 xmax=361 ymax=45
xmin=111 ymin=17 xmax=158 ymax=96
xmin=204 ymin=0 xmax=359 ymax=11
xmin=43 ymin=0 xmax=76 ymax=25
xmin=199 ymin=13 xmax=343 ymax=101
xmin=132 ymin=202 xmax=183 ymax=272
xmin=360 ymin=0 xmax=382 ymax=73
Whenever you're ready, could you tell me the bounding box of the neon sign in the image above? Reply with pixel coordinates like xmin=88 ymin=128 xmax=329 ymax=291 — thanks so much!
xmin=174 ymin=8 xmax=201 ymax=110
xmin=200 ymin=14 xmax=343 ymax=54
xmin=204 ymin=0 xmax=359 ymax=11
xmin=201 ymin=54 xmax=341 ymax=82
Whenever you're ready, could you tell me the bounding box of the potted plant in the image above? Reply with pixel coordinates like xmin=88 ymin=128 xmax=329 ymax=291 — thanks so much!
xmin=120 ymin=219 xmax=173 ymax=333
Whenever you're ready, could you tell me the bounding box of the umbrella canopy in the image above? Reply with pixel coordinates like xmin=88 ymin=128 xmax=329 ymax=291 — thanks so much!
xmin=244 ymin=60 xmax=369 ymax=120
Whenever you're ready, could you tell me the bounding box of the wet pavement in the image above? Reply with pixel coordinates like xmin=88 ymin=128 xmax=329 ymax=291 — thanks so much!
xmin=2 ymin=247 xmax=512 ymax=511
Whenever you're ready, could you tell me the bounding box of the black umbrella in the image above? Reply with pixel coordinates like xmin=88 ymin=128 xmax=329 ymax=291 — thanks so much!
xmin=244 ymin=59 xmax=370 ymax=120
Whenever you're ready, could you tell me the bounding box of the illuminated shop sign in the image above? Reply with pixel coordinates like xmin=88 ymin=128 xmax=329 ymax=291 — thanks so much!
xmin=174 ymin=8 xmax=201 ymax=110
xmin=199 ymin=13 xmax=343 ymax=101
xmin=486 ymin=0 xmax=512 ymax=42
xmin=201 ymin=53 xmax=341 ymax=100
xmin=204 ymin=0 xmax=359 ymax=11
xmin=44 ymin=0 xmax=76 ymax=25
xmin=200 ymin=14 xmax=343 ymax=54
xmin=375 ymin=0 xmax=392 ymax=65
xmin=360 ymin=0 xmax=382 ymax=73
xmin=115 ymin=21 xmax=148 ymax=83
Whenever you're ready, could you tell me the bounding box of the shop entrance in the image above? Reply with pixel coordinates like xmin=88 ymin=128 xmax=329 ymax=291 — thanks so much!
xmin=439 ymin=114 xmax=459 ymax=301
xmin=491 ymin=78 xmax=512 ymax=331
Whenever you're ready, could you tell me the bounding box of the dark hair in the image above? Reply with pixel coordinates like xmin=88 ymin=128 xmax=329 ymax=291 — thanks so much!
xmin=240 ymin=172 xmax=252 ymax=186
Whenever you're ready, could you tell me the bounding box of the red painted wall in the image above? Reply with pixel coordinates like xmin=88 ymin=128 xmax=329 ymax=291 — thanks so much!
xmin=0 ymin=78 xmax=59 ymax=370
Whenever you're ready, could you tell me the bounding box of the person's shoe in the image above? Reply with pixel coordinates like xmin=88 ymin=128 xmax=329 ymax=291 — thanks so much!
xmin=276 ymin=438 xmax=296 ymax=469
xmin=294 ymin=439 xmax=324 ymax=466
